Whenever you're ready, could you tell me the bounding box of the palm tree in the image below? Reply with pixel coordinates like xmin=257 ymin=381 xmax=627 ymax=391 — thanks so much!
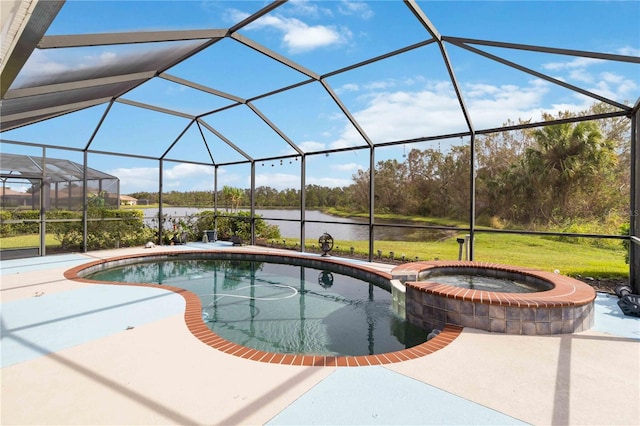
xmin=525 ymin=119 xmax=617 ymax=219
xmin=222 ymin=185 xmax=244 ymax=213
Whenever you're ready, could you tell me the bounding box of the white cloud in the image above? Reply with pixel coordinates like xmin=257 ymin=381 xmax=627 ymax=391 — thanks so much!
xmin=589 ymin=72 xmax=638 ymax=101
xmin=298 ymin=140 xmax=326 ymax=152
xmin=165 ymin=163 xmax=214 ymax=180
xmin=108 ymin=166 xmax=158 ymax=194
xmin=287 ymin=0 xmax=331 ymax=18
xmin=284 ymin=23 xmax=345 ymax=52
xmin=327 ymin=75 xmax=622 ymax=150
xmin=364 ymin=79 xmax=397 ymax=91
xmin=330 ymin=162 xmax=362 ymax=172
xmin=542 ymin=57 xmax=602 ymax=71
xmin=239 ymin=11 xmax=351 ymax=53
xmin=465 ymin=83 xmax=500 ymax=98
xmin=226 ymin=8 xmax=250 ymax=23
xmin=306 ymin=176 xmax=353 ymax=187
xmin=338 ymin=0 xmax=374 ymax=19
xmin=110 ymin=163 xmax=216 ymax=193
xmin=336 ymin=83 xmax=360 ymax=94
xmin=255 ymin=172 xmax=300 ymax=190
xmin=330 ymin=81 xmax=463 ymax=148
xmin=617 ymin=46 xmax=640 ymax=56
xmin=568 ymin=68 xmax=594 ymax=84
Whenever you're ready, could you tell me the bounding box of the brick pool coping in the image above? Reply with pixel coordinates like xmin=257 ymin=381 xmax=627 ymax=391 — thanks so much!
xmin=64 ymin=250 xmax=462 ymax=367
xmin=392 ymin=261 xmax=597 ymax=335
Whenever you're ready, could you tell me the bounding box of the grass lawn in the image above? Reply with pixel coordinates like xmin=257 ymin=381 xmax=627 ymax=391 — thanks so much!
xmin=2 ymin=232 xmax=627 ymax=279
xmin=295 ymin=232 xmax=627 ymax=279
xmin=0 ymin=234 xmax=60 ymax=249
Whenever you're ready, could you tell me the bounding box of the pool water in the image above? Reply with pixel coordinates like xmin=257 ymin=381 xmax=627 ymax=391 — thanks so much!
xmin=426 ymin=274 xmax=546 ymax=293
xmin=88 ymin=258 xmax=429 ymax=356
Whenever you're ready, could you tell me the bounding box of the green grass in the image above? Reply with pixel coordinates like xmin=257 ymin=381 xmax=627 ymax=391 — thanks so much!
xmin=323 ymin=207 xmax=468 ymax=227
xmin=282 ymin=232 xmax=627 ymax=279
xmin=121 ymin=204 xmax=161 ymax=209
xmin=0 ymin=234 xmax=60 ymax=249
xmin=2 ymin=231 xmax=627 ymax=279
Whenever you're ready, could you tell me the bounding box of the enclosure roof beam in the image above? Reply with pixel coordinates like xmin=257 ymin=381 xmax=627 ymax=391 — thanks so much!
xmin=443 ymin=36 xmax=640 ymax=64
xmin=450 ymin=40 xmax=632 ymax=111
xmin=161 ymin=120 xmax=199 ymax=161
xmin=246 ymin=102 xmax=304 ymax=155
xmin=322 ymin=39 xmax=437 ymax=79
xmin=320 ymin=79 xmax=374 ymax=147
xmin=1 ymin=0 xmax=65 ymax=98
xmin=197 ymin=119 xmax=253 ymax=162
xmin=227 ymin=1 xmax=287 ymax=34
xmin=159 ymin=73 xmax=245 ymax=104
xmin=404 ymin=0 xmax=475 ymax=134
xmin=38 ymin=29 xmax=227 ymax=49
xmin=115 ymin=98 xmax=194 ymax=119
xmin=230 ymin=33 xmax=319 ymax=80
xmin=4 ymin=71 xmax=157 ymax=99
xmin=0 ymin=97 xmax=111 ymax=124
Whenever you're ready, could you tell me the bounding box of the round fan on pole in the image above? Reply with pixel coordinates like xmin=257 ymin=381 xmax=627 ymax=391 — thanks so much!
xmin=318 ymin=233 xmax=334 ymax=256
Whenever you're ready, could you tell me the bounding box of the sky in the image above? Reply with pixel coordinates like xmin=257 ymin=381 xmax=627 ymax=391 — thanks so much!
xmin=1 ymin=0 xmax=639 ymax=195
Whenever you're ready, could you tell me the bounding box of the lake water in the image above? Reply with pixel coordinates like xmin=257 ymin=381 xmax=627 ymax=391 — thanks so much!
xmin=143 ymin=208 xmax=452 ymax=241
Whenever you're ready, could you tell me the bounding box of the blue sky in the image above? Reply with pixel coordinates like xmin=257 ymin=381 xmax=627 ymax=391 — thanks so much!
xmin=2 ymin=0 xmax=639 ymax=194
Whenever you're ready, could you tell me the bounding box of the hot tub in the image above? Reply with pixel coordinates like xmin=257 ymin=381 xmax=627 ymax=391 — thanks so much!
xmin=392 ymin=261 xmax=596 ymax=335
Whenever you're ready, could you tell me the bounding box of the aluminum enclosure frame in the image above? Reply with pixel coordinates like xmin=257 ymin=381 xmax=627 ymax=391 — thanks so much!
xmin=1 ymin=0 xmax=638 ymax=288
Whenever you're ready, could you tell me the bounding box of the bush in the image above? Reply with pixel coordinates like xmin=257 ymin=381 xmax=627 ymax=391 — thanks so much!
xmin=48 ymin=208 xmax=153 ymax=250
xmin=620 ymin=222 xmax=630 ymax=264
xmin=545 ymin=219 xmax=624 ymax=250
xmin=192 ymin=210 xmax=281 ymax=242
xmin=0 ymin=210 xmax=12 ymax=236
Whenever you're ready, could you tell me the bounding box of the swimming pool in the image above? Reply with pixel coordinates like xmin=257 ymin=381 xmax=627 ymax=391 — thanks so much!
xmin=82 ymin=253 xmax=429 ymax=357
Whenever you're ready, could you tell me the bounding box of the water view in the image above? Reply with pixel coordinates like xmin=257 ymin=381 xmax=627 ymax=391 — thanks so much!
xmin=143 ymin=208 xmax=453 ymax=241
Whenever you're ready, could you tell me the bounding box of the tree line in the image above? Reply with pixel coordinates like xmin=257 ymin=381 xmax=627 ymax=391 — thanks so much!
xmin=129 ymin=103 xmax=630 ymax=234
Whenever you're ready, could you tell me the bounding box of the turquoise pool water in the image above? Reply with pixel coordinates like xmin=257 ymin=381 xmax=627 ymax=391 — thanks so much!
xmin=88 ymin=258 xmax=429 ymax=356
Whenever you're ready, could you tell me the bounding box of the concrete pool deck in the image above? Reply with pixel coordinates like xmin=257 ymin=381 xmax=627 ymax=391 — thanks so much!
xmin=1 ymin=243 xmax=639 ymax=425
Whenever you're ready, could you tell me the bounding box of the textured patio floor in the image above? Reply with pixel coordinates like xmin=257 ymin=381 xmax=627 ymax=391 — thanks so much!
xmin=1 ymin=244 xmax=638 ymax=425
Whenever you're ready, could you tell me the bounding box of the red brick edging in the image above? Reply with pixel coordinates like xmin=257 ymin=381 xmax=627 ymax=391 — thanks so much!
xmin=64 ymin=250 xmax=462 ymax=366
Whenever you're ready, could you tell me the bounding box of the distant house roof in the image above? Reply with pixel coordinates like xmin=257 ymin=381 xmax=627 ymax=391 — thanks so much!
xmin=1 ymin=187 xmax=29 ymax=196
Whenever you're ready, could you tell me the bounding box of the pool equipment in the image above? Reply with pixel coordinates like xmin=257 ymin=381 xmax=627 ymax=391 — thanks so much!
xmin=615 ymin=285 xmax=640 ymax=317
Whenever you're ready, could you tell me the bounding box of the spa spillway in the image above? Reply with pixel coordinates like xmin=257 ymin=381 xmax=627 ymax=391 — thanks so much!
xmin=391 ymin=261 xmax=596 ymax=335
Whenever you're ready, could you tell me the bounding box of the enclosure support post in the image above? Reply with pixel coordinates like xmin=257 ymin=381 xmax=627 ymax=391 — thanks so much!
xmin=158 ymin=160 xmax=163 ymax=246
xmin=468 ymin=133 xmax=476 ymax=260
xmin=250 ymin=161 xmax=256 ymax=245
xmin=214 ymin=165 xmax=218 ymax=238
xmin=630 ymin=103 xmax=639 ymax=294
xmin=368 ymin=146 xmax=375 ymax=262
xmin=41 ymin=147 xmax=47 ymax=256
xmin=300 ymin=155 xmax=306 ymax=253
xmin=81 ymin=150 xmax=88 ymax=253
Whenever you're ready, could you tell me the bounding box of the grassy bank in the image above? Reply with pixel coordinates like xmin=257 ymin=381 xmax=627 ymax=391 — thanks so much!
xmin=281 ymin=232 xmax=627 ymax=279
xmin=2 ymin=231 xmax=627 ymax=279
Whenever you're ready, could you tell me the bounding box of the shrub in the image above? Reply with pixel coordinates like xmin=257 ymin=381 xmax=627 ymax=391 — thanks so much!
xmin=0 ymin=210 xmax=12 ymax=236
xmin=545 ymin=219 xmax=624 ymax=250
xmin=192 ymin=210 xmax=281 ymax=242
xmin=620 ymin=222 xmax=630 ymax=264
xmin=47 ymin=208 xmax=153 ymax=250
